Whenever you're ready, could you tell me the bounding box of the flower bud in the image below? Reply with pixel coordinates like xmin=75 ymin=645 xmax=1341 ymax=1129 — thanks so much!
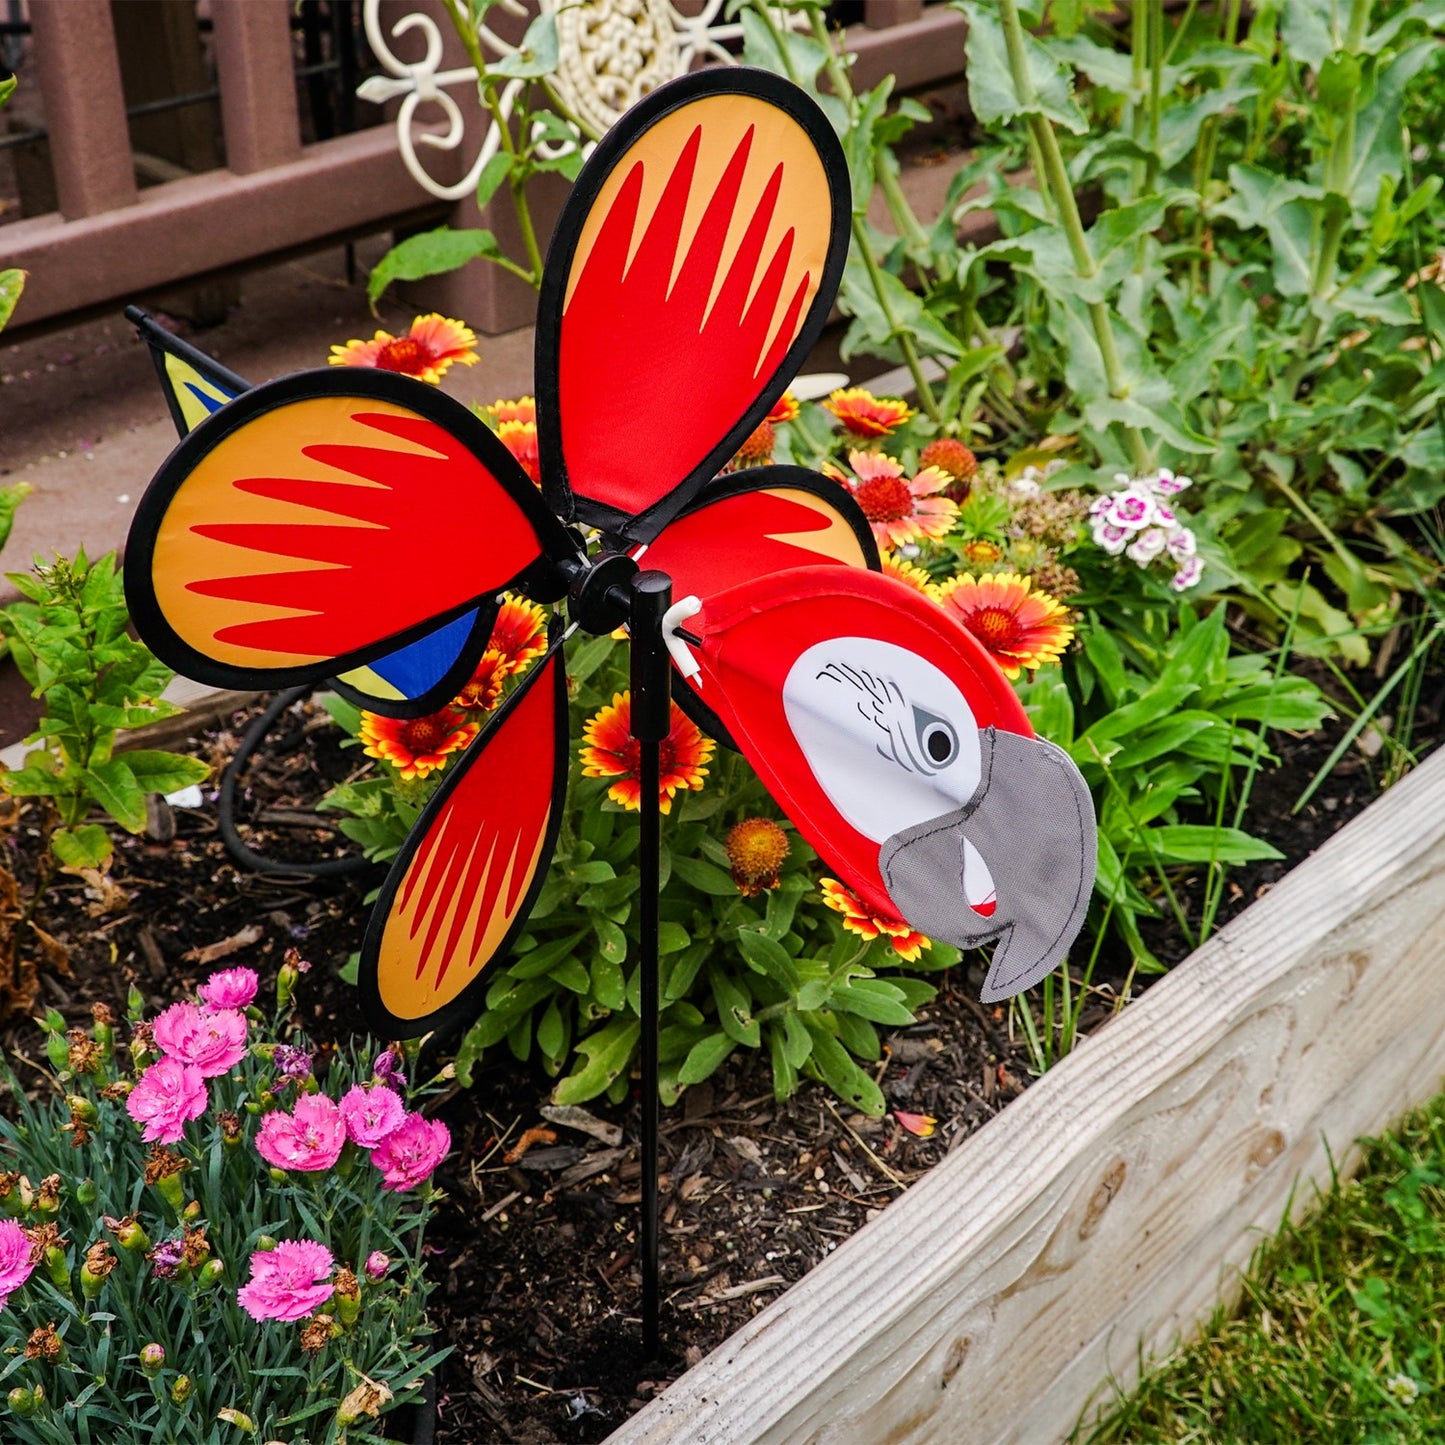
xmin=34 ymin=1174 xmax=61 ymax=1216
xmin=91 ymin=1003 xmax=115 ymax=1061
xmin=155 ymin=1172 xmax=184 ymax=1214
xmin=139 ymin=1343 xmax=165 ymax=1377
xmin=65 ymin=1096 xmax=98 ymax=1126
xmin=363 ymin=1251 xmax=389 ymax=1280
xmin=255 ymin=1236 xmax=277 ymax=1253
xmin=182 ymin=1200 xmax=201 ymax=1222
xmin=81 ymin=1241 xmax=117 ymax=1300
xmin=105 ymin=1214 xmax=151 ymax=1253
xmin=276 ymin=948 xmax=310 ymax=1011
xmin=7 ymin=1385 xmax=42 ymax=1417
xmin=218 ymin=1407 xmax=256 ymax=1432
xmin=268 ymin=1167 xmax=287 ymax=1185
xmin=43 ymin=1245 xmax=69 ymax=1290
xmin=126 ymin=984 xmax=145 ymax=1022
xmin=45 ymin=1029 xmax=70 ymax=1075
xmin=170 ymin=1375 xmax=193 ymax=1406
xmin=75 ymin=1179 xmax=97 ymax=1208
xmin=200 ymin=1258 xmax=226 ymax=1288
xmin=333 ymin=1267 xmax=360 ymax=1327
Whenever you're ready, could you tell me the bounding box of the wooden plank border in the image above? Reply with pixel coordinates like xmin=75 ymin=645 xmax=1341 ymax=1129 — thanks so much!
xmin=607 ymin=745 xmax=1445 ymax=1444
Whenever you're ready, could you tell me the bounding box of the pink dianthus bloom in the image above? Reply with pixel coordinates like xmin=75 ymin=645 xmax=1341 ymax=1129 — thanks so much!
xmin=0 ymin=1218 xmax=35 ymax=1307
xmin=126 ymin=1056 xmax=208 ymax=1144
xmin=339 ymin=1084 xmax=406 ymax=1149
xmin=236 ymin=1239 xmax=335 ymax=1322
xmin=197 ymin=966 xmax=259 ymax=1010
xmin=152 ymin=1001 xmax=248 ymax=1078
xmin=371 ymin=1113 xmax=450 ymax=1192
xmin=255 ymin=1093 xmax=345 ymax=1172
xmin=363 ymin=1251 xmax=390 ymax=1280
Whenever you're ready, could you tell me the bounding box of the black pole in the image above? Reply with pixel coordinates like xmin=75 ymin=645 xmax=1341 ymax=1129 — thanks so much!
xmin=628 ymin=569 xmax=672 ymax=1361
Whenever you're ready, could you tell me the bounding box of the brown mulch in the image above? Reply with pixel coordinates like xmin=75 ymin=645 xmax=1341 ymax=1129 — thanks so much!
xmin=1 ymin=657 xmax=1440 ymax=1442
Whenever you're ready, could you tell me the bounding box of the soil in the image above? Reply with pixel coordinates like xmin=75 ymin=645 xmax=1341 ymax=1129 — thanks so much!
xmin=2 ymin=646 xmax=1440 ymax=1444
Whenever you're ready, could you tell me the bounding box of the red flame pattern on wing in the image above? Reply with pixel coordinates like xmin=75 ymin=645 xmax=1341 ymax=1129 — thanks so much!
xmin=187 ymin=411 xmax=541 ymax=660
xmin=558 ymin=123 xmax=812 ymax=520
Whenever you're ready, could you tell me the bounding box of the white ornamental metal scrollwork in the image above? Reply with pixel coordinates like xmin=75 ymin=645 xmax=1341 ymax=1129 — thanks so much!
xmin=357 ymin=0 xmax=802 ymax=203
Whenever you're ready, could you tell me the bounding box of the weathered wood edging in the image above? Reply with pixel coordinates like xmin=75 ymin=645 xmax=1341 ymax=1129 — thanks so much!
xmin=607 ymin=745 xmax=1445 ymax=1444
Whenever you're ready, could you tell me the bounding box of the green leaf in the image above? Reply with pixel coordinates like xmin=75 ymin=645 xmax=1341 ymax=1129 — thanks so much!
xmin=671 ymin=856 xmax=738 ymax=896
xmin=1148 ymin=824 xmax=1284 ymax=865
xmin=489 ymin=12 xmax=559 ymax=79
xmin=0 ymin=269 xmax=25 ymax=333
xmin=804 ymin=1022 xmax=887 ymax=1115
xmin=677 ymin=1031 xmax=737 ymax=1087
xmin=0 ymin=75 xmax=16 ymax=108
xmin=831 ymin=976 xmax=916 ymax=1026
xmin=368 ymin=228 xmax=504 ymax=308
xmin=735 ymin=929 xmax=801 ymax=993
xmin=474 ymin=150 xmax=514 ymax=210
xmin=553 ymin=1017 xmax=641 ymax=1105
xmin=957 ymin=1 xmax=1088 ymax=135
xmin=118 ymin=749 xmax=210 ymax=797
xmin=51 ymin=824 xmax=112 ymax=871
xmin=710 ymin=967 xmax=760 ymax=1048
xmin=83 ymin=759 xmax=148 ymax=833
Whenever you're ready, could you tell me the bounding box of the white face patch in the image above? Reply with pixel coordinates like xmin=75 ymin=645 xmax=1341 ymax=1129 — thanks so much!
xmin=783 ymin=637 xmax=982 ymax=842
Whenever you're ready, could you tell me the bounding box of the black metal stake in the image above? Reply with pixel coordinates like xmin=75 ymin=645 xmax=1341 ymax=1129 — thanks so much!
xmin=627 ymin=569 xmax=672 ymax=1361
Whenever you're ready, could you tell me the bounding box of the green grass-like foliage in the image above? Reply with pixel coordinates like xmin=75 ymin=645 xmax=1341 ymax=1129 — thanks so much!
xmin=1082 ymin=1096 xmax=1445 ymax=1442
xmin=0 ymin=973 xmax=445 ymax=1443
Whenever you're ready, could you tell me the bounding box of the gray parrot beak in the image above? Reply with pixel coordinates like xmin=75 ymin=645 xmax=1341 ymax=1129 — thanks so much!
xmin=878 ymin=726 xmax=1097 ymax=1001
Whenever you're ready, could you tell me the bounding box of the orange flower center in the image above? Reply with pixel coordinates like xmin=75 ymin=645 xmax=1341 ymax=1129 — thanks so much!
xmin=965 ymin=606 xmax=1024 ymax=652
xmin=853 ymin=475 xmax=914 ymax=523
xmin=375 ymin=337 xmax=428 ymax=373
xmin=726 ymin=819 xmax=788 ymax=882
xmin=399 ymin=716 xmax=448 ymax=753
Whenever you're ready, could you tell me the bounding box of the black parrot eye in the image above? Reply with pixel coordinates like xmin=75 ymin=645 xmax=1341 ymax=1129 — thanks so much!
xmin=912 ymin=706 xmax=959 ymax=769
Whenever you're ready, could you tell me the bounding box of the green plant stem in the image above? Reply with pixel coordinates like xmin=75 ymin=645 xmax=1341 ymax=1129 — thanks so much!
xmin=440 ymin=0 xmax=544 ymax=286
xmin=758 ymin=2 xmax=941 ymax=421
xmin=997 ymin=0 xmax=1152 ymax=473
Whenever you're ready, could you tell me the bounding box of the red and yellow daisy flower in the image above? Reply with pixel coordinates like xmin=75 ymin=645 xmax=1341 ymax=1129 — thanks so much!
xmin=359 ymin=707 xmax=478 ymax=781
xmin=766 ymin=392 xmax=800 ymax=425
xmin=843 ymin=451 xmax=958 ymax=551
xmin=881 ymin=554 xmax=936 ymax=596
xmin=484 ymin=395 xmax=536 ymax=425
xmin=487 ymin=594 xmax=547 ymax=675
xmin=934 ymin=572 xmax=1074 ymax=679
xmin=823 ymin=387 xmax=912 ymax=438
xmin=820 ymin=878 xmax=930 ymax=963
xmin=452 ymin=650 xmax=508 ymax=714
xmin=960 ymin=538 xmax=1004 ymax=567
xmin=725 ymin=817 xmax=790 ymax=897
xmin=329 ymin=314 xmax=478 ymax=384
xmin=496 ymin=419 xmax=540 ymax=484
xmin=729 ymin=419 xmax=775 ymax=469
xmin=580 ymin=692 xmax=714 ymax=814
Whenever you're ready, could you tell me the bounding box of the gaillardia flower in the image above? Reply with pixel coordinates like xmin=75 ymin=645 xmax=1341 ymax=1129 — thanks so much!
xmin=823 ymin=387 xmax=912 ymax=438
xmin=725 ymin=817 xmax=790 ymax=896
xmin=452 ymin=651 xmax=508 ymax=715
xmin=328 ymin=314 xmax=478 ymax=384
xmin=820 ymin=878 xmax=930 ymax=963
xmin=934 ymin=572 xmax=1073 ymax=679
xmin=580 ymin=692 xmax=714 ymax=815
xmin=487 ymin=595 xmax=547 ymax=675
xmin=843 ymin=451 xmax=958 ymax=551
xmin=497 ymin=419 xmax=540 ymax=484
xmin=765 ymin=391 xmax=800 ymax=425
xmin=880 ymin=554 xmax=935 ymax=596
xmin=484 ymin=395 xmax=536 ymax=425
xmin=359 ymin=707 xmax=478 ymax=781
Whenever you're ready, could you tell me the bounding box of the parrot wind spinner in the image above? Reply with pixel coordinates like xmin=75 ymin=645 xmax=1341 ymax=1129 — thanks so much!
xmin=126 ymin=66 xmax=1096 ymax=1350
xmin=125 ymin=68 xmax=1096 ymax=1041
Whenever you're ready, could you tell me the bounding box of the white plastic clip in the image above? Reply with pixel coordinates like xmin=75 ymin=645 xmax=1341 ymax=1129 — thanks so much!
xmin=662 ymin=595 xmax=705 ymax=686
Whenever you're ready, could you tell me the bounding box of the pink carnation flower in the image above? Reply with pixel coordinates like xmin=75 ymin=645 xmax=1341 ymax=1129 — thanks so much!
xmin=126 ymin=1055 xmax=208 ymax=1144
xmin=339 ymin=1084 xmax=406 ymax=1149
xmin=152 ymin=1002 xmax=248 ymax=1078
xmin=236 ymin=1239 xmax=335 ymax=1322
xmin=371 ymin=1113 xmax=450 ymax=1192
xmin=255 ymin=1093 xmax=345 ymax=1172
xmin=197 ymin=966 xmax=259 ymax=1010
xmin=0 ymin=1218 xmax=35 ymax=1307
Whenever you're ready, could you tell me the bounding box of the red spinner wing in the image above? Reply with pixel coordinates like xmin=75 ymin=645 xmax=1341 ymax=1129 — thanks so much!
xmin=535 ymin=68 xmax=849 ymax=544
xmin=359 ymin=637 xmax=569 ymax=1037
xmin=124 ymin=369 xmax=572 ymax=692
